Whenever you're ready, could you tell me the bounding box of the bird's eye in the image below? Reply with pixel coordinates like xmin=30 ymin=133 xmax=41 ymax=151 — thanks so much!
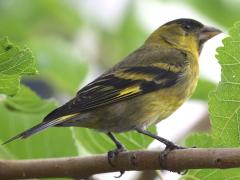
xmin=183 ymin=24 xmax=192 ymax=31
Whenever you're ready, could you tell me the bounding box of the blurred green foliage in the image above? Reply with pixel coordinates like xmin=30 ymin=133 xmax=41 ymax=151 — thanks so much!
xmin=98 ymin=2 xmax=147 ymax=68
xmin=185 ymin=0 xmax=240 ymax=28
xmin=30 ymin=37 xmax=87 ymax=93
xmin=166 ymin=0 xmax=240 ymax=28
xmin=191 ymin=79 xmax=216 ymax=101
xmin=73 ymin=126 xmax=156 ymax=154
xmin=0 ymin=0 xmax=87 ymax=94
xmin=0 ymin=0 xmax=81 ymax=41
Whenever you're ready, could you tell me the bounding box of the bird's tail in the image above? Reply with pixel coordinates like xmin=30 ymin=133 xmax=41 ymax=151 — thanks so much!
xmin=2 ymin=118 xmax=63 ymax=145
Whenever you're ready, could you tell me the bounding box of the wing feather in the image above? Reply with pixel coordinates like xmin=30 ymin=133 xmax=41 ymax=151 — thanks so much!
xmin=43 ymin=63 xmax=185 ymax=122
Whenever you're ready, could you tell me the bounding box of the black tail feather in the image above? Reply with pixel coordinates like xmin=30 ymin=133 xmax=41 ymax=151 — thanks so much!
xmin=2 ymin=119 xmax=62 ymax=145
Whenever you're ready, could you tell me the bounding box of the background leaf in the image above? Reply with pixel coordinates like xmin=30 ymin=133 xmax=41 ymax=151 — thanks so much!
xmin=0 ymin=37 xmax=37 ymax=95
xmin=30 ymin=37 xmax=88 ymax=94
xmin=185 ymin=133 xmax=213 ymax=148
xmin=210 ymin=23 xmax=240 ymax=147
xmin=183 ymin=21 xmax=240 ymax=180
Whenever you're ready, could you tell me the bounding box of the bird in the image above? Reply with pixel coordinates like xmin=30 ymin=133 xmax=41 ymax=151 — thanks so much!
xmin=3 ymin=18 xmax=221 ymax=158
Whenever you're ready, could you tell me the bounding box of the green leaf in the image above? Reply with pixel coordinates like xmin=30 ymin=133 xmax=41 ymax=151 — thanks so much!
xmin=185 ymin=133 xmax=213 ymax=148
xmin=0 ymin=37 xmax=37 ymax=95
xmin=72 ymin=126 xmax=156 ymax=154
xmin=4 ymin=85 xmax=54 ymax=113
xmin=183 ymin=22 xmax=240 ymax=179
xmin=0 ymin=86 xmax=78 ymax=159
xmin=210 ymin=22 xmax=240 ymax=147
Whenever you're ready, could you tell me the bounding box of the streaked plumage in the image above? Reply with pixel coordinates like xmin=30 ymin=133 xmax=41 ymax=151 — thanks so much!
xmin=3 ymin=19 xmax=221 ymax=152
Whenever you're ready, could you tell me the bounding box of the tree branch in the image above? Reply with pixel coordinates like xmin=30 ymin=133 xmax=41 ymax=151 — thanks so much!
xmin=1 ymin=148 xmax=240 ymax=179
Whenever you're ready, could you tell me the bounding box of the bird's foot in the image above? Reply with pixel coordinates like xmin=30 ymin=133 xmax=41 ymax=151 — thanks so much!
xmin=108 ymin=146 xmax=126 ymax=167
xmin=108 ymin=146 xmax=126 ymax=178
xmin=160 ymin=142 xmax=187 ymax=174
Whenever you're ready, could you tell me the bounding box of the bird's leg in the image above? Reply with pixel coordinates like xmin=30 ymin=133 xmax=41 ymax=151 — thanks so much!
xmin=136 ymin=128 xmax=184 ymax=150
xmin=136 ymin=128 xmax=185 ymax=168
xmin=107 ymin=132 xmax=126 ymax=155
xmin=107 ymin=132 xmax=126 ymax=177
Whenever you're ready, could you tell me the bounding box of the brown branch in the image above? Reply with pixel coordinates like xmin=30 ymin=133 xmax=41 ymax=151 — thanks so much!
xmin=1 ymin=148 xmax=240 ymax=179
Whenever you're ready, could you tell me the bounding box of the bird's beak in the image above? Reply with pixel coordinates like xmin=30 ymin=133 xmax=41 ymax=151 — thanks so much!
xmin=199 ymin=26 xmax=222 ymax=43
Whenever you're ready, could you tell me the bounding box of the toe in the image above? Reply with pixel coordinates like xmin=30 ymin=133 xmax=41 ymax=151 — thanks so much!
xmin=107 ymin=150 xmax=116 ymax=167
xmin=107 ymin=147 xmax=127 ymax=167
xmin=114 ymin=170 xmax=125 ymax=178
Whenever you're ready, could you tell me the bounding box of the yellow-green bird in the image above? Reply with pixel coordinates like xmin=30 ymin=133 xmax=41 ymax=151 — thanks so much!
xmin=3 ymin=18 xmax=221 ymax=155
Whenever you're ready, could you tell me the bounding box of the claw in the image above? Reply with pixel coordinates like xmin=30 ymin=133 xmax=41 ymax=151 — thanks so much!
xmin=114 ymin=170 xmax=125 ymax=178
xmin=107 ymin=151 xmax=115 ymax=167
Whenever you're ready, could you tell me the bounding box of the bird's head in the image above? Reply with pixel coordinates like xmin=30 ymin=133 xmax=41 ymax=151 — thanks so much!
xmin=146 ymin=18 xmax=222 ymax=55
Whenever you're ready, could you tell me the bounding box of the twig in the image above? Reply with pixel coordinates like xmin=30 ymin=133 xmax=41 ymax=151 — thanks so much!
xmin=0 ymin=148 xmax=240 ymax=179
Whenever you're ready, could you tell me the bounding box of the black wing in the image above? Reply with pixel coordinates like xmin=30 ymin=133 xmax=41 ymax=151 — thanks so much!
xmin=43 ymin=63 xmax=184 ymax=122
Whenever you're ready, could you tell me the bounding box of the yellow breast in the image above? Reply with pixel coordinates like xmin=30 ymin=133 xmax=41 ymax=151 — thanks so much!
xmin=144 ymin=57 xmax=199 ymax=125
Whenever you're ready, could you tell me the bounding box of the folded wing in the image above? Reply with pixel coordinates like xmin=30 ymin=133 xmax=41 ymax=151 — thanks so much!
xmin=43 ymin=63 xmax=185 ymax=122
